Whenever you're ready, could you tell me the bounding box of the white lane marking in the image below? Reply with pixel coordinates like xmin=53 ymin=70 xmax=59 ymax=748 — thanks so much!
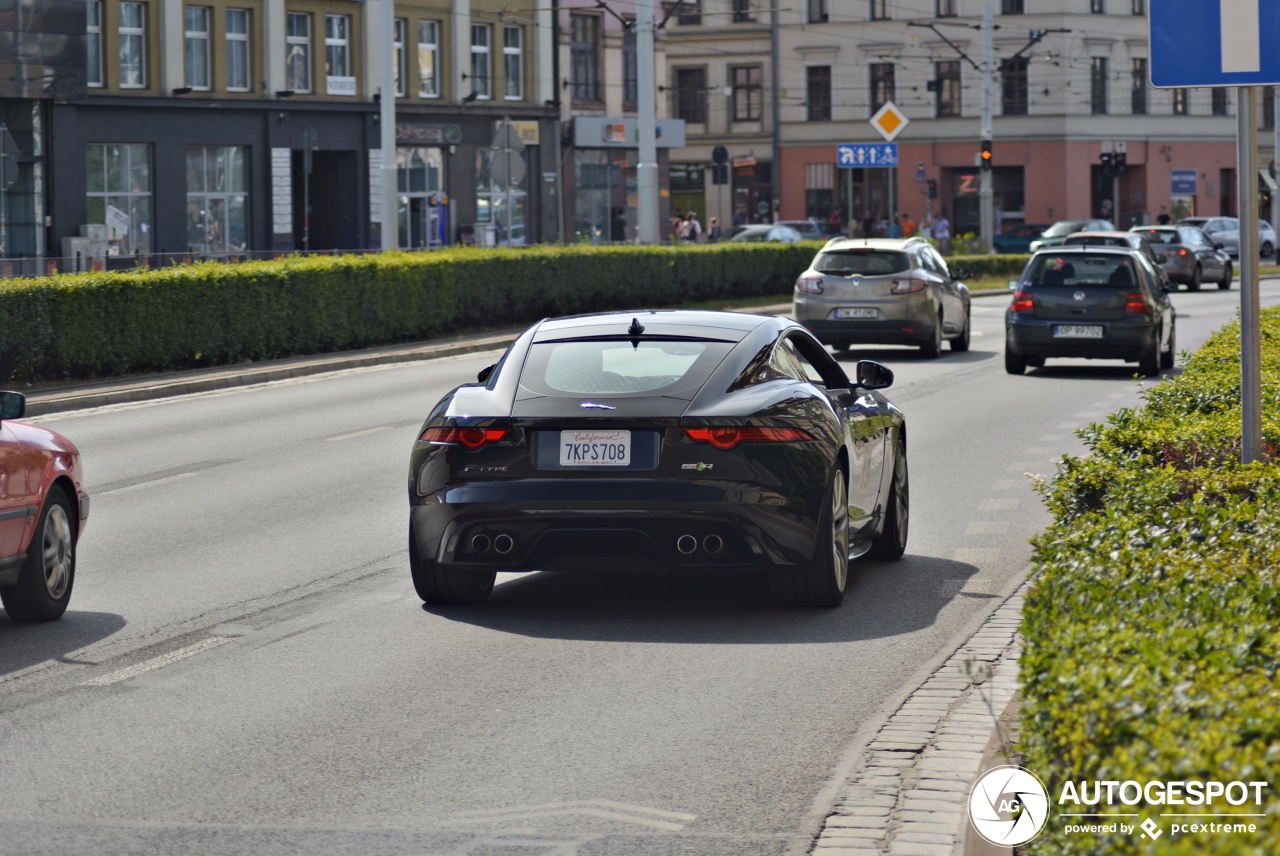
xmin=981 ymin=498 xmax=1019 ymax=511
xmin=445 ymin=800 xmax=697 ymax=832
xmin=323 ymin=425 xmax=392 ymax=442
xmin=1221 ymin=0 xmax=1261 ymax=74
xmin=83 ymin=636 xmax=234 ymax=687
xmin=992 ymin=479 xmax=1022 ymax=490
xmin=965 ymin=521 xmax=1011 ymax=536
xmin=98 ymin=471 xmax=200 ymax=496
xmin=951 ymin=547 xmax=1002 ymax=565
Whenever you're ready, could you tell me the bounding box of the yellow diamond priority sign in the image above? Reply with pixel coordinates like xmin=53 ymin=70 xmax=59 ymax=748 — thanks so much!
xmin=870 ymin=101 xmax=909 ymax=142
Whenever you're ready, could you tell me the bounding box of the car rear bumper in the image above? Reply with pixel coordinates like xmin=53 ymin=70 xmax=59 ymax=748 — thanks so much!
xmin=796 ymin=317 xmax=936 ymax=347
xmin=1006 ymin=315 xmax=1157 ymax=360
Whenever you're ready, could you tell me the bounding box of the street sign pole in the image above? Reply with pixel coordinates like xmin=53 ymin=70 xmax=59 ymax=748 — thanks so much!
xmin=1238 ymin=86 xmax=1262 ymax=462
xmin=979 ymin=4 xmax=994 ymax=254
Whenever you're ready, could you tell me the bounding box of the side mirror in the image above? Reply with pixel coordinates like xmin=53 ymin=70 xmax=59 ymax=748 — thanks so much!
xmin=854 ymin=360 xmax=894 ymax=391
xmin=477 ymin=365 xmax=496 ymax=383
xmin=1156 ymin=253 xmax=1167 ymax=264
xmin=0 ymin=391 xmax=25 ymax=421
xmin=1214 ymin=241 xmax=1225 ymax=250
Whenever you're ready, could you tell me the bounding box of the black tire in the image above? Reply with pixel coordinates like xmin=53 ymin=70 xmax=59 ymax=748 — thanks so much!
xmin=950 ymin=308 xmax=971 ymax=352
xmin=770 ymin=467 xmax=848 ymax=608
xmin=1139 ymin=329 xmax=1161 ymax=377
xmin=1004 ymin=347 xmax=1026 ymax=375
xmin=868 ymin=438 xmax=908 ymax=560
xmin=1219 ymin=261 xmax=1233 ymax=290
xmin=1160 ymin=320 xmax=1176 ymax=370
xmin=1188 ymin=264 xmax=1202 ymax=292
xmin=1 ymin=487 xmax=76 ymax=622
xmin=920 ymin=312 xmax=943 ymax=359
xmin=409 ymin=523 xmax=495 ymax=605
xmin=1263 ymin=241 xmax=1274 ymax=258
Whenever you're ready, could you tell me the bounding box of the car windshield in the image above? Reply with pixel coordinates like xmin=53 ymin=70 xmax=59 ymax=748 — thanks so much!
xmin=1026 ymin=255 xmax=1139 ymax=289
xmin=813 ymin=250 xmax=910 ymax=275
xmin=524 ymin=339 xmax=734 ymax=396
xmin=1042 ymin=221 xmax=1088 ymax=237
xmin=1133 ymin=228 xmax=1180 ymax=244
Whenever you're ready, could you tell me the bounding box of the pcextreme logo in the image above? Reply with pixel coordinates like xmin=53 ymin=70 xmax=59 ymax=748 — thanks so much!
xmin=968 ymin=765 xmax=1051 ymax=846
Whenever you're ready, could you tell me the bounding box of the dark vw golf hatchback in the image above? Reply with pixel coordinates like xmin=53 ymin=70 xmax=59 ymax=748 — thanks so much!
xmin=1005 ymin=247 xmax=1176 ymax=376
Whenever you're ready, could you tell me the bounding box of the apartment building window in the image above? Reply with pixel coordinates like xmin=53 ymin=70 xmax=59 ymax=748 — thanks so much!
xmin=1091 ymin=0 xmax=1105 ymax=12
xmin=870 ymin=0 xmax=889 ymax=21
xmin=937 ymin=0 xmax=956 ymax=15
xmin=418 ymin=20 xmax=439 ymax=97
xmin=807 ymin=66 xmax=831 ymax=121
xmin=677 ymin=1 xmax=701 ymax=25
xmin=570 ymin=14 xmax=599 ymax=102
xmin=87 ymin=1 xmax=103 ymax=86
xmin=1002 ymin=0 xmax=1024 ymax=13
xmin=622 ymin=22 xmax=637 ymax=106
xmin=1173 ymin=88 xmax=1188 ymax=115
xmin=186 ymin=146 xmax=248 ymax=254
xmin=870 ymin=63 xmax=894 ymax=114
xmin=1002 ymin=57 xmax=1028 ymax=115
xmin=325 ymin=14 xmax=354 ymax=95
xmin=1131 ymin=58 xmax=1147 ymax=114
xmin=184 ymin=7 xmax=211 ymax=89
xmin=732 ymin=0 xmax=753 ymax=23
xmin=470 ymin=25 xmax=491 ymax=99
xmin=504 ymin=25 xmax=523 ymax=100
xmin=1132 ymin=0 xmax=1144 ymax=12
xmin=393 ymin=19 xmax=406 ymax=96
xmin=1090 ymin=57 xmax=1108 ymax=114
xmin=226 ymin=9 xmax=250 ymax=91
xmin=808 ymin=0 xmax=828 ymax=23
xmin=86 ymin=143 xmax=151 ymax=255
xmin=674 ymin=67 xmax=706 ymax=123
xmin=936 ymin=61 xmax=960 ymax=117
xmin=1212 ymin=88 xmax=1229 ymax=115
xmin=119 ymin=2 xmax=147 ymax=88
xmin=732 ymin=66 xmax=762 ymax=121
xmin=286 ymin=13 xmax=311 ymax=93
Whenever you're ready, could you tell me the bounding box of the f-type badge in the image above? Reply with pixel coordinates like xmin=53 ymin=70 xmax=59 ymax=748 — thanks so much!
xmin=682 ymin=463 xmax=714 ymax=472
xmin=580 ymin=402 xmax=617 ymax=410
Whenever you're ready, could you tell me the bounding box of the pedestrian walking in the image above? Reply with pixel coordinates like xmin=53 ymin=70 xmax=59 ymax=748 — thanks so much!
xmin=931 ymin=209 xmax=952 ymax=253
xmin=708 ymin=217 xmax=722 ymax=242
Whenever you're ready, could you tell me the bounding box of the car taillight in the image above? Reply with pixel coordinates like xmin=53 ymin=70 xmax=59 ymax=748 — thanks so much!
xmin=1125 ymin=292 xmax=1152 ymax=315
xmin=796 ymin=276 xmax=824 ymax=294
xmin=890 ymin=277 xmax=926 ymax=294
xmin=421 ymin=427 xmax=508 ymax=449
xmin=684 ymin=426 xmax=815 ymax=450
xmin=1010 ymin=290 xmax=1035 ymax=313
xmin=1177 ymin=248 xmax=1189 ymax=257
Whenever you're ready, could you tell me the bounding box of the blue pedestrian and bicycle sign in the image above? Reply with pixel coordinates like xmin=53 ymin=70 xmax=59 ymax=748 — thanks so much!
xmin=1150 ymin=0 xmax=1280 ymax=87
xmin=837 ymin=143 xmax=898 ymax=169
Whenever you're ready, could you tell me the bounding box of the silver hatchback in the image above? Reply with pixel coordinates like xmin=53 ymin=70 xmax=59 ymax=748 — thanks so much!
xmin=792 ymin=237 xmax=972 ymax=358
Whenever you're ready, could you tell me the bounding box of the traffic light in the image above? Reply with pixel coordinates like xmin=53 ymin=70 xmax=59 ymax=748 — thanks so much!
xmin=980 ymin=139 xmax=993 ymax=171
xmin=1113 ymin=151 xmax=1127 ymax=175
xmin=927 ymin=179 xmax=938 ymax=199
xmin=1100 ymin=151 xmax=1114 ymax=176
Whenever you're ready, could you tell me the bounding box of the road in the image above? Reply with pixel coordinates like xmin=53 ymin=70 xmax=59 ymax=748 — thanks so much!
xmin=2 ymin=283 xmax=1276 ymax=856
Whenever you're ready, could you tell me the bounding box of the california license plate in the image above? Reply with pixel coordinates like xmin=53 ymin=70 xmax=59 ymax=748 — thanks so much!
xmin=835 ymin=307 xmax=879 ymax=319
xmin=560 ymin=430 xmax=632 ymax=466
xmin=1053 ymin=325 xmax=1103 ymax=339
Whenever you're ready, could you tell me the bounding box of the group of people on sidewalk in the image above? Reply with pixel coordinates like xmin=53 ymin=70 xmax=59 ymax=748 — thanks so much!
xmin=671 ymin=211 xmax=722 ymax=243
xmin=835 ymin=206 xmax=951 ymax=250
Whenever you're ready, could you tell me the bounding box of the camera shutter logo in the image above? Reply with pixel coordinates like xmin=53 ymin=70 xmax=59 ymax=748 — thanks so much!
xmin=969 ymin=766 xmax=1051 ymax=846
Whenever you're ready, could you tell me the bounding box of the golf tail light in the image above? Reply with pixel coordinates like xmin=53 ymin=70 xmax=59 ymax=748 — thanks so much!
xmin=796 ymin=276 xmax=824 ymax=294
xmin=422 ymin=426 xmax=508 ymax=449
xmin=1125 ymin=292 xmax=1153 ymax=316
xmin=890 ymin=277 xmax=926 ymax=294
xmin=1178 ymin=248 xmax=1189 ymax=257
xmin=1010 ymin=290 xmax=1035 ymax=313
xmin=684 ymin=426 xmax=814 ymax=450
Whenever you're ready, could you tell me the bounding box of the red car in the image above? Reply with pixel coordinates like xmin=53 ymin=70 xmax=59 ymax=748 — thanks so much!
xmin=1 ymin=392 xmax=89 ymax=622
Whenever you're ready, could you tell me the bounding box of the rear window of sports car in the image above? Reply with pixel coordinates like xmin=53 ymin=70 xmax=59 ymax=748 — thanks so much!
xmin=520 ymin=339 xmax=734 ymax=396
xmin=813 ymin=250 xmax=910 ymax=275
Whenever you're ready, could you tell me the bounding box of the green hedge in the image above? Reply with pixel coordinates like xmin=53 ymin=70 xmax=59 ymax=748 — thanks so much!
xmin=0 ymin=243 xmax=816 ymax=383
xmin=1022 ymin=308 xmax=1280 ymax=854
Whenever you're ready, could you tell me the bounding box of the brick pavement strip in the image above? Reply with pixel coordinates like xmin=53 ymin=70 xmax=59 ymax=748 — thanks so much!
xmin=812 ymin=583 xmax=1027 ymax=855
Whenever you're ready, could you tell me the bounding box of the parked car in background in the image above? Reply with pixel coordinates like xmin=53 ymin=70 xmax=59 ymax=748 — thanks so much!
xmin=1129 ymin=225 xmax=1233 ymax=291
xmin=992 ymin=223 xmax=1051 ymax=254
xmin=1028 ymin=218 xmax=1116 ymax=252
xmin=726 ymin=224 xmax=803 ymax=244
xmin=1177 ymin=216 xmax=1276 ymax=258
xmin=774 ymin=219 xmax=827 ymax=241
xmin=792 ymin=236 xmax=972 ymax=358
xmin=1057 ymin=231 xmax=1170 ymax=287
xmin=0 ymin=392 xmax=90 ymax=622
xmin=1005 ymin=247 xmax=1176 ymax=377
xmin=407 ymin=311 xmax=909 ymax=608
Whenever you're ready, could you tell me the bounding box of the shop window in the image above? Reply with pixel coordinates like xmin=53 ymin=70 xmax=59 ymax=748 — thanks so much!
xmin=86 ymin=143 xmax=152 ymax=256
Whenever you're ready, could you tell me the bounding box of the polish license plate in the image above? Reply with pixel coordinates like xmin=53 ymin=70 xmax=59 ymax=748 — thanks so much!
xmin=835 ymin=307 xmax=879 ymax=319
xmin=1053 ymin=325 xmax=1103 ymax=339
xmin=560 ymin=430 xmax=632 ymax=466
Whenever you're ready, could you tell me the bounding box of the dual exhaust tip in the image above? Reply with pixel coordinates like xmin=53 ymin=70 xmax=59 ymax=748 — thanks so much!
xmin=676 ymin=534 xmax=724 ymax=556
xmin=471 ymin=533 xmax=515 ymax=555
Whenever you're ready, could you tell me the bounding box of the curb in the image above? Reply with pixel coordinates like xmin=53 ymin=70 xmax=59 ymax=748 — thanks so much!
xmin=812 ymin=582 xmax=1026 ymax=856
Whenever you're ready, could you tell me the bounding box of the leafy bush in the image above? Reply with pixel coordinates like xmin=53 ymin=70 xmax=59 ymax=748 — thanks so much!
xmin=1021 ymin=308 xmax=1280 ymax=854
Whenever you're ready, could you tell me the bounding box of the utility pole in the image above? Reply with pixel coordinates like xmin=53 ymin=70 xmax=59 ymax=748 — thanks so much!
xmin=979 ymin=3 xmax=993 ymax=254
xmin=1239 ymin=86 xmax=1262 ymax=463
xmin=379 ymin=0 xmax=396 ymax=250
xmin=771 ymin=1 xmax=781 ymax=224
xmin=636 ymin=1 xmax=659 ymax=243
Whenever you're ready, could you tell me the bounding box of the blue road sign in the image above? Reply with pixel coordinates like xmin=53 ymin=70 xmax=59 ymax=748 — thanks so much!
xmin=1150 ymin=0 xmax=1280 ymax=87
xmin=1171 ymin=169 xmax=1198 ymax=195
xmin=837 ymin=143 xmax=899 ymax=169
